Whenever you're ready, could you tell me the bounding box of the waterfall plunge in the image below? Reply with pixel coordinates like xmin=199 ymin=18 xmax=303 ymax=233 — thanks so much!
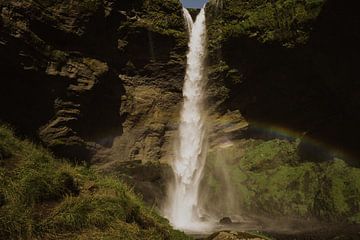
xmin=165 ymin=7 xmax=211 ymax=232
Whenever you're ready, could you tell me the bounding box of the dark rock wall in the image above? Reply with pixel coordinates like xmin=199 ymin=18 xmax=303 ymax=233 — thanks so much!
xmin=199 ymin=0 xmax=360 ymax=224
xmin=206 ymin=0 xmax=360 ymax=162
xmin=0 ymin=0 xmax=187 ymax=163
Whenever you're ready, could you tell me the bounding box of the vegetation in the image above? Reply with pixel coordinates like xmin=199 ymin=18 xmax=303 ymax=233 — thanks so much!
xmin=202 ymin=139 xmax=360 ymax=223
xmin=34 ymin=0 xmax=102 ymax=13
xmin=137 ymin=0 xmax=186 ymax=38
xmin=0 ymin=124 xmax=191 ymax=239
xmin=207 ymin=0 xmax=326 ymax=47
xmin=206 ymin=0 xmax=327 ymax=108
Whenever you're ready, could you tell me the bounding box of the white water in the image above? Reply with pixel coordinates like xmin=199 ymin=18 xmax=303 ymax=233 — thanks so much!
xmin=182 ymin=8 xmax=193 ymax=33
xmin=165 ymin=7 xmax=211 ymax=232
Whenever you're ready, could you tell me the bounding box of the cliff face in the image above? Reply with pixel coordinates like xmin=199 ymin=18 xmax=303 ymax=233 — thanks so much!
xmin=206 ymin=0 xmax=360 ymax=162
xmin=201 ymin=0 xmax=360 ymax=223
xmin=0 ymin=0 xmax=186 ymax=166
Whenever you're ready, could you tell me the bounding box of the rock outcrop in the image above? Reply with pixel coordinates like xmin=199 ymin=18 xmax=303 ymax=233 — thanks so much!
xmin=0 ymin=0 xmax=187 ymax=164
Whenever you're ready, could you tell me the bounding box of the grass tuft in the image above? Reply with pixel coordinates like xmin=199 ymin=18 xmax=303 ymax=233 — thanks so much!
xmin=0 ymin=124 xmax=190 ymax=239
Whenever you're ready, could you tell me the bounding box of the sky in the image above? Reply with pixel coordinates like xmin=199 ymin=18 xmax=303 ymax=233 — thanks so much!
xmin=180 ymin=0 xmax=208 ymax=9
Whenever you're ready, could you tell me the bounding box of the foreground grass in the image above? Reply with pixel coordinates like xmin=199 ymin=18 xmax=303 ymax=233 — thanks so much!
xmin=0 ymin=124 xmax=190 ymax=240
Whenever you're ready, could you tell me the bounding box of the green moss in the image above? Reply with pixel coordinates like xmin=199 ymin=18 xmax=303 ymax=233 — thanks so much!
xmin=202 ymin=139 xmax=360 ymax=222
xmin=314 ymin=159 xmax=360 ymax=220
xmin=0 ymin=124 xmax=190 ymax=239
xmin=78 ymin=0 xmax=102 ymax=13
xmin=239 ymin=139 xmax=299 ymax=171
xmin=137 ymin=0 xmax=185 ymax=37
xmin=34 ymin=0 xmax=102 ymax=13
xmin=248 ymin=163 xmax=319 ymax=216
xmin=207 ymin=0 xmax=326 ymax=48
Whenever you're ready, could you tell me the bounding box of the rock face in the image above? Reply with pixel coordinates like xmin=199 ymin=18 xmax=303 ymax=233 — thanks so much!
xmin=219 ymin=217 xmax=232 ymax=224
xmin=197 ymin=0 xmax=360 ymax=224
xmin=205 ymin=0 xmax=360 ymax=162
xmin=0 ymin=0 xmax=187 ymax=164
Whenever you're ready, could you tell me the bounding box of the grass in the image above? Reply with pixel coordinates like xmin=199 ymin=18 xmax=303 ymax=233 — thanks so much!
xmin=0 ymin=124 xmax=191 ymax=239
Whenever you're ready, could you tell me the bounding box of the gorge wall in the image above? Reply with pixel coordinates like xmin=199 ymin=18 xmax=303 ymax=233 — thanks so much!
xmin=205 ymin=0 xmax=360 ymax=163
xmin=199 ymin=0 xmax=360 ymax=224
xmin=0 ymin=0 xmax=187 ymax=165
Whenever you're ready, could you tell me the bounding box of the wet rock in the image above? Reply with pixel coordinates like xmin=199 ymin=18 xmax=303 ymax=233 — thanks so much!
xmin=209 ymin=232 xmax=238 ymax=240
xmin=220 ymin=217 xmax=233 ymax=224
xmin=207 ymin=231 xmax=267 ymax=240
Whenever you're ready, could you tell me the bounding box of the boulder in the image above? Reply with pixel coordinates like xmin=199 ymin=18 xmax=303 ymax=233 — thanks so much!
xmin=220 ymin=217 xmax=233 ymax=224
xmin=207 ymin=231 xmax=267 ymax=240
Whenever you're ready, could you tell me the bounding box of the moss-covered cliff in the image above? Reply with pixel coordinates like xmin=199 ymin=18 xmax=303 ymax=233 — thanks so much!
xmin=206 ymin=0 xmax=360 ymax=161
xmin=201 ymin=139 xmax=360 ymax=224
xmin=201 ymin=0 xmax=360 ymax=226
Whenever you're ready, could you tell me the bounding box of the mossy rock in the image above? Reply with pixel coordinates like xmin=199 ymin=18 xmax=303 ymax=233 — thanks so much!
xmin=202 ymin=139 xmax=360 ymax=222
xmin=314 ymin=159 xmax=360 ymax=221
xmin=138 ymin=0 xmax=186 ymax=37
xmin=239 ymin=139 xmax=299 ymax=171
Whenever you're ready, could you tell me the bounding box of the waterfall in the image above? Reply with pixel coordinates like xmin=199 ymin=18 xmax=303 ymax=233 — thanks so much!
xmin=165 ymin=7 xmax=211 ymax=232
xmin=182 ymin=8 xmax=193 ymax=33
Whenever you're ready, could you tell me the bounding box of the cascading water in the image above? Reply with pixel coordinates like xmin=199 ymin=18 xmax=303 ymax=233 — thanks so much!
xmin=182 ymin=7 xmax=193 ymax=33
xmin=165 ymin=7 xmax=211 ymax=232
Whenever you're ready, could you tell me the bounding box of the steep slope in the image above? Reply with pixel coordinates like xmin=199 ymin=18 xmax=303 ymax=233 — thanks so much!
xmin=0 ymin=123 xmax=191 ymax=239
